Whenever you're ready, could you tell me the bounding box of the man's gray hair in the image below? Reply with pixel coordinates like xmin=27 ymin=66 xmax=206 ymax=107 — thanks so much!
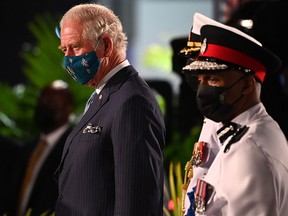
xmin=60 ymin=3 xmax=128 ymax=52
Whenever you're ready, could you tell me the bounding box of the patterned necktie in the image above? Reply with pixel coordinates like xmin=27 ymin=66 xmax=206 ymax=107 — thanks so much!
xmin=17 ymin=138 xmax=48 ymax=215
xmin=84 ymin=91 xmax=97 ymax=114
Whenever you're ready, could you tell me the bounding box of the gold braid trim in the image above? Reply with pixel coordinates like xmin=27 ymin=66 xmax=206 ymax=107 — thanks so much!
xmin=181 ymin=158 xmax=193 ymax=215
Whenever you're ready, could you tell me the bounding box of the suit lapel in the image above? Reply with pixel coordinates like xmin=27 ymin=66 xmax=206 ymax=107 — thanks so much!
xmin=72 ymin=65 xmax=136 ymax=140
xmin=56 ymin=65 xmax=137 ymax=173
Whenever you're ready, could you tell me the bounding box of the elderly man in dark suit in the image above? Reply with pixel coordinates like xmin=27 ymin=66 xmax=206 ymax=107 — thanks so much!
xmin=55 ymin=3 xmax=166 ymax=216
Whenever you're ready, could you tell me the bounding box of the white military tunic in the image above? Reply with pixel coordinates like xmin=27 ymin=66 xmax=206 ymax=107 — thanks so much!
xmin=199 ymin=103 xmax=288 ymax=216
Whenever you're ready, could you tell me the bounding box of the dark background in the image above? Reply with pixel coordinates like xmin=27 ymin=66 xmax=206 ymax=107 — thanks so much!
xmin=2 ymin=0 xmax=288 ymax=139
xmin=1 ymin=0 xmax=88 ymax=86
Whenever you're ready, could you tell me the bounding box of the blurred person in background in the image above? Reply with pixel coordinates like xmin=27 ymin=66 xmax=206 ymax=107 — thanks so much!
xmin=12 ymin=80 xmax=74 ymax=216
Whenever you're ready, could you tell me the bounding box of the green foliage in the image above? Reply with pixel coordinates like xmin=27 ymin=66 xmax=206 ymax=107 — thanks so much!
xmin=154 ymin=90 xmax=166 ymax=116
xmin=0 ymin=83 xmax=37 ymax=139
xmin=21 ymin=12 xmax=94 ymax=114
xmin=21 ymin=13 xmax=64 ymax=88
xmin=163 ymin=127 xmax=201 ymax=216
xmin=164 ymin=125 xmax=201 ymax=170
xmin=0 ymin=13 xmax=93 ymax=141
xmin=142 ymin=44 xmax=172 ymax=72
xmin=163 ymin=161 xmax=183 ymax=216
xmin=24 ymin=208 xmax=54 ymax=216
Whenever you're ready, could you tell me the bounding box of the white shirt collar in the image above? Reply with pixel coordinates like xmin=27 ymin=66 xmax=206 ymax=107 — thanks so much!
xmin=95 ymin=59 xmax=130 ymax=94
xmin=40 ymin=122 xmax=71 ymax=148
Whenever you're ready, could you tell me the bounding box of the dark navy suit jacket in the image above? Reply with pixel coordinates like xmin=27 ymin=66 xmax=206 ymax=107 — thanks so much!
xmin=54 ymin=65 xmax=166 ymax=215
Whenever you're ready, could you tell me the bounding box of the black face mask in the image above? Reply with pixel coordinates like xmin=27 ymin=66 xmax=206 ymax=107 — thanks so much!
xmin=34 ymin=105 xmax=57 ymax=133
xmin=196 ymin=75 xmax=246 ymax=122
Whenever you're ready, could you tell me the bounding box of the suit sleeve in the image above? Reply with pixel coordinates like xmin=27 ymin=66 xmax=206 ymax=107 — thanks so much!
xmin=111 ymin=95 xmax=165 ymax=216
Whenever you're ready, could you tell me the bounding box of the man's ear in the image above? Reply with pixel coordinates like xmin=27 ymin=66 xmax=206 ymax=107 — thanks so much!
xmin=101 ymin=36 xmax=113 ymax=57
xmin=242 ymin=75 xmax=256 ymax=95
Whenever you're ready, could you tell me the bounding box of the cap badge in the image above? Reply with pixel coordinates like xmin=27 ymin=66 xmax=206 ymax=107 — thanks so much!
xmin=200 ymin=38 xmax=207 ymax=54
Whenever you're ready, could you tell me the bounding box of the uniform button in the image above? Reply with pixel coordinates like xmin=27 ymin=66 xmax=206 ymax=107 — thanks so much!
xmin=58 ymin=194 xmax=63 ymax=199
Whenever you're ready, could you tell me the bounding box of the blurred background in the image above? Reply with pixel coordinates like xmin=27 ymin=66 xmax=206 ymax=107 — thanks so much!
xmin=1 ymin=0 xmax=215 ymax=154
xmin=1 ymin=0 xmax=288 ymax=179
xmin=1 ymin=0 xmax=288 ymax=215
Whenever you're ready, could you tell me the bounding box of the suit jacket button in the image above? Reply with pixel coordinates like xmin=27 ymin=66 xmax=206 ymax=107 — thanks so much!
xmin=58 ymin=194 xmax=63 ymax=199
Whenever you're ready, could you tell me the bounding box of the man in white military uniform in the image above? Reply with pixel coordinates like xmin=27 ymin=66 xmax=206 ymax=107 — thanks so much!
xmin=180 ymin=12 xmax=230 ymax=216
xmin=178 ymin=13 xmax=223 ymax=216
xmin=181 ymin=12 xmax=288 ymax=216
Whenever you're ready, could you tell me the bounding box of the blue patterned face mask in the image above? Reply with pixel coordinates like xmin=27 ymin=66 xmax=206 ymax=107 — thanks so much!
xmin=64 ymin=42 xmax=102 ymax=85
